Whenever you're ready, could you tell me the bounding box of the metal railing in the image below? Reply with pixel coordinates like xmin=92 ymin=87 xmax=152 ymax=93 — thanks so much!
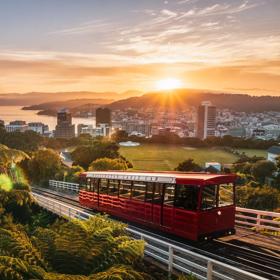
xmin=235 ymin=207 xmax=280 ymax=233
xmin=33 ymin=192 xmax=266 ymax=280
xmin=48 ymin=180 xmax=280 ymax=233
xmin=49 ymin=180 xmax=79 ymax=192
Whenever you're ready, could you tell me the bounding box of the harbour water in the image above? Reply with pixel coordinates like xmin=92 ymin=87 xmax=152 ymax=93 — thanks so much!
xmin=0 ymin=106 xmax=96 ymax=132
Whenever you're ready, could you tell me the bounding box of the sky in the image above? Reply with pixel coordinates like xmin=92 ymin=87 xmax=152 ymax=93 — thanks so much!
xmin=0 ymin=0 xmax=279 ymax=95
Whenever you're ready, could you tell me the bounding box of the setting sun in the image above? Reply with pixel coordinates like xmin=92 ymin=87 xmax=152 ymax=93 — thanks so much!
xmin=155 ymin=78 xmax=183 ymax=91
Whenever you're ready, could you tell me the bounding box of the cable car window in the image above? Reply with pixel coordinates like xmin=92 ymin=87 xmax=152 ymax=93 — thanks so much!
xmin=174 ymin=185 xmax=198 ymax=210
xmin=153 ymin=183 xmax=164 ymax=204
xmin=119 ymin=180 xmax=131 ymax=198
xmin=164 ymin=184 xmax=175 ymax=206
xmin=89 ymin=178 xmax=98 ymax=192
xmin=86 ymin=178 xmax=91 ymax=191
xmin=201 ymin=185 xmax=218 ymax=210
xmin=145 ymin=182 xmax=154 ymax=202
xmin=108 ymin=180 xmax=119 ymax=196
xmin=99 ymin=179 xmax=108 ymax=194
xmin=132 ymin=182 xmax=146 ymax=201
xmin=219 ymin=183 xmax=234 ymax=206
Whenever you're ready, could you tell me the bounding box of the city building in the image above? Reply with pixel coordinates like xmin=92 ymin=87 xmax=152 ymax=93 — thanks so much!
xmin=121 ymin=121 xmax=152 ymax=137
xmin=80 ymin=124 xmax=111 ymax=137
xmin=262 ymin=124 xmax=280 ymax=140
xmin=0 ymin=120 xmax=4 ymax=127
xmin=267 ymin=146 xmax=280 ymax=163
xmin=98 ymin=123 xmax=112 ymax=137
xmin=54 ymin=109 xmax=75 ymax=139
xmin=96 ymin=107 xmax=111 ymax=126
xmin=5 ymin=120 xmax=29 ymax=133
xmin=228 ymin=127 xmax=246 ymax=138
xmin=252 ymin=128 xmax=266 ymax=138
xmin=28 ymin=122 xmax=49 ymax=135
xmin=77 ymin=124 xmax=89 ymax=136
xmin=196 ymin=101 xmax=216 ymax=139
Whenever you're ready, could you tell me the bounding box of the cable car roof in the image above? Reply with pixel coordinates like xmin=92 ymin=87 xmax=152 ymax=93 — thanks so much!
xmin=83 ymin=171 xmax=236 ymax=185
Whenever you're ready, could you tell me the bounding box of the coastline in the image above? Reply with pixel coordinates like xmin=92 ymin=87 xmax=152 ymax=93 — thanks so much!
xmin=0 ymin=106 xmax=96 ymax=131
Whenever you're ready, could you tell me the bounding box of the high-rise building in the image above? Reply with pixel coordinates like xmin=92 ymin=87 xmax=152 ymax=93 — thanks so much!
xmin=96 ymin=108 xmax=111 ymax=126
xmin=197 ymin=101 xmax=216 ymax=139
xmin=54 ymin=109 xmax=75 ymax=139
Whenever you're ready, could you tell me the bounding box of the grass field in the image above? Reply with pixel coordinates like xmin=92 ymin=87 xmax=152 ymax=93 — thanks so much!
xmin=120 ymin=144 xmax=239 ymax=171
xmin=235 ymin=148 xmax=267 ymax=158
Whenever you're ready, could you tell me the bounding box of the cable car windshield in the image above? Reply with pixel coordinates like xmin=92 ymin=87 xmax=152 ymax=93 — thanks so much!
xmin=201 ymin=183 xmax=234 ymax=210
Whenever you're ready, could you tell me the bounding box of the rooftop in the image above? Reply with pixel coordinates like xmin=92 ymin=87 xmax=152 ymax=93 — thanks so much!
xmin=267 ymin=146 xmax=280 ymax=155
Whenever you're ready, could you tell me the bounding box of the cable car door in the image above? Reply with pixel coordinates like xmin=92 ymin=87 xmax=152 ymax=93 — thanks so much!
xmin=152 ymin=183 xmax=162 ymax=225
xmin=161 ymin=184 xmax=174 ymax=230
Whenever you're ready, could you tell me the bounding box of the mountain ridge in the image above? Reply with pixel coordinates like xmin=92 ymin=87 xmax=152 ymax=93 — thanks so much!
xmin=1 ymin=89 xmax=280 ymax=113
xmin=108 ymin=90 xmax=280 ymax=112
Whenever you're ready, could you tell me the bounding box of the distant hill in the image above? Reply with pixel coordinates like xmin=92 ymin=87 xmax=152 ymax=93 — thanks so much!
xmin=0 ymin=90 xmax=142 ymax=106
xmin=108 ymin=89 xmax=280 ymax=112
xmin=2 ymin=89 xmax=280 ymax=113
xmin=23 ymin=98 xmax=113 ymax=111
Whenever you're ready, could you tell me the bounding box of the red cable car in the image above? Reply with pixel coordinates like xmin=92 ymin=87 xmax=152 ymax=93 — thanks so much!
xmin=79 ymin=171 xmax=236 ymax=241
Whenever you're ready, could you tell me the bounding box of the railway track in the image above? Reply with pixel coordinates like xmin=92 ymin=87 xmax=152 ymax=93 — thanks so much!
xmin=32 ymin=187 xmax=280 ymax=280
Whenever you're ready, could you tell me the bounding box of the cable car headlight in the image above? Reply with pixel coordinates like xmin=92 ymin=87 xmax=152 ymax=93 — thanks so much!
xmin=217 ymin=211 xmax=222 ymax=216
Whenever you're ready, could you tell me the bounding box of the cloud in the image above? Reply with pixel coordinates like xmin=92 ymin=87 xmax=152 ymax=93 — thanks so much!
xmin=0 ymin=49 xmax=279 ymax=95
xmin=186 ymin=60 xmax=280 ymax=95
xmin=179 ymin=1 xmax=261 ymax=18
xmin=49 ymin=19 xmax=114 ymax=36
xmin=201 ymin=21 xmax=220 ymax=27
xmin=160 ymin=9 xmax=178 ymax=17
xmin=0 ymin=0 xmax=278 ymax=94
xmin=177 ymin=0 xmax=195 ymax=4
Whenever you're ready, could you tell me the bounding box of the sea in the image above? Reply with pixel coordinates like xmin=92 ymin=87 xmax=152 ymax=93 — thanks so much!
xmin=0 ymin=106 xmax=96 ymax=132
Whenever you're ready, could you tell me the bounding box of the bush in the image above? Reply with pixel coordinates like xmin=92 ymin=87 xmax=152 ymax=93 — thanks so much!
xmin=89 ymin=158 xmax=128 ymax=171
xmin=236 ymin=185 xmax=280 ymax=211
xmin=13 ymin=182 xmax=31 ymax=191
xmin=250 ymin=160 xmax=276 ymax=183
xmin=175 ymin=159 xmax=202 ymax=172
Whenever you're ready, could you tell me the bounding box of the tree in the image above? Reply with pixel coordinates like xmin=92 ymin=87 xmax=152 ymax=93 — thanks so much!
xmin=27 ymin=149 xmax=63 ymax=184
xmin=233 ymin=162 xmax=253 ymax=174
xmin=236 ymin=185 xmax=280 ymax=211
xmin=250 ymin=160 xmax=276 ymax=183
xmin=0 ymin=130 xmax=43 ymax=152
xmin=64 ymin=165 xmax=85 ymax=183
xmin=89 ymin=158 xmax=128 ymax=171
xmin=175 ymin=159 xmax=202 ymax=172
xmin=0 ymin=177 xmax=35 ymax=224
xmin=274 ymin=156 xmax=280 ymax=186
xmin=71 ymin=140 xmax=120 ymax=169
xmin=111 ymin=130 xmax=128 ymax=143
xmin=0 ymin=144 xmax=29 ymax=176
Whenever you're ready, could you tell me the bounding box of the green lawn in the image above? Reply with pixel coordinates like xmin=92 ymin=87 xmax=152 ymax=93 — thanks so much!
xmin=120 ymin=144 xmax=239 ymax=171
xmin=235 ymin=148 xmax=267 ymax=158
